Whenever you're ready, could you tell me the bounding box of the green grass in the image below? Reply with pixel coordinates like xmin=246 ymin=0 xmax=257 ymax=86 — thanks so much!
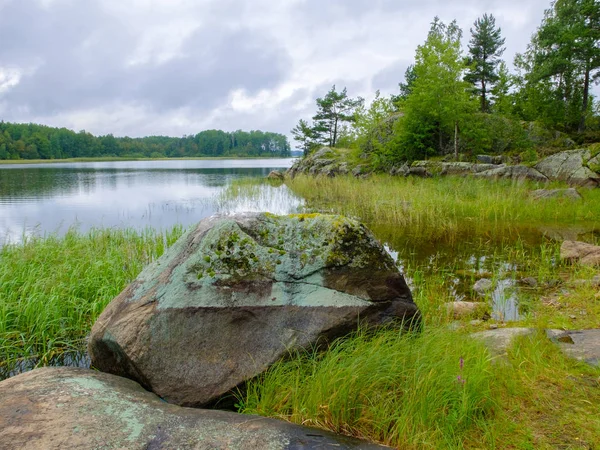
xmin=240 ymin=327 xmax=498 ymax=448
xmin=0 ymin=226 xmax=184 ymax=376
xmin=239 ymin=327 xmax=600 ymax=448
xmin=285 ymin=174 xmax=600 ymax=238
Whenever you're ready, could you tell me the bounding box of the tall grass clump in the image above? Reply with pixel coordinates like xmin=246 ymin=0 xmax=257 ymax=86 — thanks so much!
xmin=239 ymin=327 xmax=499 ymax=448
xmin=285 ymin=175 xmax=600 ymax=237
xmin=0 ymin=226 xmax=184 ymax=377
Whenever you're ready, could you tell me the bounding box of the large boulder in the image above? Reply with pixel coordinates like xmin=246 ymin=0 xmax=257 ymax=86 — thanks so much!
xmin=89 ymin=213 xmax=419 ymax=407
xmin=0 ymin=367 xmax=388 ymax=449
xmin=534 ymin=149 xmax=600 ymax=188
xmin=474 ymin=165 xmax=549 ymax=182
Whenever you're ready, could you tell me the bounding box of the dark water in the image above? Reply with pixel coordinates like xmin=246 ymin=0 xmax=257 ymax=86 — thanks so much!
xmin=0 ymin=159 xmax=300 ymax=244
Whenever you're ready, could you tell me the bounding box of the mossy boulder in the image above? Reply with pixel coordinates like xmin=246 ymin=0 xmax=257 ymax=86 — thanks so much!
xmin=0 ymin=367 xmax=389 ymax=449
xmin=89 ymin=213 xmax=419 ymax=407
xmin=287 ymin=147 xmax=351 ymax=177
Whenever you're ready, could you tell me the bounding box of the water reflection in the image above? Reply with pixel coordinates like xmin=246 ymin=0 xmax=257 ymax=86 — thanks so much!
xmin=0 ymin=159 xmax=297 ymax=244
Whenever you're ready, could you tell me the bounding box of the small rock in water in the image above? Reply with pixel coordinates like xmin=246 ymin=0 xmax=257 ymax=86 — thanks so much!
xmin=519 ymin=277 xmax=538 ymax=288
xmin=473 ymin=278 xmax=494 ymax=295
xmin=560 ymin=241 xmax=600 ymax=266
xmin=445 ymin=301 xmax=488 ymax=319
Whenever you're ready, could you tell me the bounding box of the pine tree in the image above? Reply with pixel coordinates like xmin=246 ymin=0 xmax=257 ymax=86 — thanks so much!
xmin=312 ymin=86 xmax=363 ymax=148
xmin=465 ymin=14 xmax=506 ymax=113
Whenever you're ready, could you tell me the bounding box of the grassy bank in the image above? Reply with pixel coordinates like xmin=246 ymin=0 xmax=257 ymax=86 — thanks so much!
xmin=285 ymin=174 xmax=600 ymax=238
xmin=240 ymin=327 xmax=600 ymax=448
xmin=224 ymin=175 xmax=600 ymax=447
xmin=0 ymin=227 xmax=183 ymax=376
xmin=2 ymin=174 xmax=600 ymax=448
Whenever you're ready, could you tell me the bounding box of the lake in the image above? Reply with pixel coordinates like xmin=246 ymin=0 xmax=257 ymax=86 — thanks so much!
xmin=0 ymin=159 xmax=302 ymax=244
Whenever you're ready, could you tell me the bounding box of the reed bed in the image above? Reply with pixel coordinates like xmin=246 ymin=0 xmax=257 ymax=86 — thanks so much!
xmin=285 ymin=175 xmax=600 ymax=237
xmin=0 ymin=226 xmax=183 ymax=376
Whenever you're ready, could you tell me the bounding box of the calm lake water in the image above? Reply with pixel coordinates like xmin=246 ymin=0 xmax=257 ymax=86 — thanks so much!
xmin=0 ymin=159 xmax=302 ymax=244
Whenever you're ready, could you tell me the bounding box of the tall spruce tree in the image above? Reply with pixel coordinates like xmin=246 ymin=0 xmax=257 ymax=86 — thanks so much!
xmin=465 ymin=13 xmax=506 ymax=113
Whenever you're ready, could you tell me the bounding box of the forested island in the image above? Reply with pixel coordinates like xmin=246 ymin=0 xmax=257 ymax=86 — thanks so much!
xmin=0 ymin=123 xmax=291 ymax=160
xmin=292 ymin=1 xmax=600 ymax=166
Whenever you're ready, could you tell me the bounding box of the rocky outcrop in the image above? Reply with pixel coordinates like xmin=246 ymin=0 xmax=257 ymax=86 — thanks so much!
xmin=0 ymin=367 xmax=388 ymax=450
xmin=530 ymin=188 xmax=582 ymax=201
xmin=560 ymin=240 xmax=600 ymax=266
xmin=534 ymin=149 xmax=600 ymax=188
xmin=89 ymin=213 xmax=419 ymax=407
xmin=287 ymin=147 xmax=351 ymax=178
xmin=267 ymin=170 xmax=284 ymax=181
xmin=473 ymin=165 xmax=549 ymax=182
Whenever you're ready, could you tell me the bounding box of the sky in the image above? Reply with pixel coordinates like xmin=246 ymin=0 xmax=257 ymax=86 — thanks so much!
xmin=0 ymin=0 xmax=557 ymax=142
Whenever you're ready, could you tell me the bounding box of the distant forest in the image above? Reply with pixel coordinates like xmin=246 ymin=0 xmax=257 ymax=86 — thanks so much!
xmin=0 ymin=122 xmax=291 ymax=160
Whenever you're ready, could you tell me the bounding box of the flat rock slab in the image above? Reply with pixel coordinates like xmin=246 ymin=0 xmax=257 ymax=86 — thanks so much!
xmin=560 ymin=240 xmax=600 ymax=266
xmin=89 ymin=213 xmax=419 ymax=407
xmin=473 ymin=165 xmax=549 ymax=182
xmin=0 ymin=367 xmax=388 ymax=450
xmin=472 ymin=328 xmax=600 ymax=366
xmin=534 ymin=149 xmax=600 ymax=188
xmin=530 ymin=188 xmax=582 ymax=201
xmin=547 ymin=329 xmax=600 ymax=366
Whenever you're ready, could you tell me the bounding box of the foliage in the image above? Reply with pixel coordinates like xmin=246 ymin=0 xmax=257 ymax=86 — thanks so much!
xmin=352 ymin=91 xmax=397 ymax=165
xmin=389 ymin=18 xmax=476 ymax=162
xmin=290 ymin=119 xmax=318 ymax=157
xmin=514 ymin=0 xmax=600 ymax=133
xmin=464 ymin=14 xmax=506 ymax=112
xmin=0 ymin=122 xmax=291 ymax=160
xmin=289 ymin=86 xmax=363 ymax=153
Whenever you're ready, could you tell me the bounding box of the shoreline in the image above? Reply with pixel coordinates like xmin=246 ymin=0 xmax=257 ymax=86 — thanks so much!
xmin=0 ymin=156 xmax=297 ymax=165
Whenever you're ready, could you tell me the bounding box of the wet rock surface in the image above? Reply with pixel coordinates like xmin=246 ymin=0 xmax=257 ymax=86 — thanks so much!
xmin=89 ymin=213 xmax=419 ymax=407
xmin=445 ymin=301 xmax=489 ymax=319
xmin=472 ymin=328 xmax=600 ymax=366
xmin=0 ymin=367 xmax=389 ymax=450
xmin=560 ymin=240 xmax=600 ymax=266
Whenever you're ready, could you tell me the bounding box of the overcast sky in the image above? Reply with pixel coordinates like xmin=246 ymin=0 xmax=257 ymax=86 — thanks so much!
xmin=0 ymin=0 xmax=556 ymax=141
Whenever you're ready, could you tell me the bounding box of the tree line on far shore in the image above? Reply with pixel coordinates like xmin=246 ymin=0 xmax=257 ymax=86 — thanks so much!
xmin=292 ymin=0 xmax=600 ymax=166
xmin=0 ymin=122 xmax=291 ymax=160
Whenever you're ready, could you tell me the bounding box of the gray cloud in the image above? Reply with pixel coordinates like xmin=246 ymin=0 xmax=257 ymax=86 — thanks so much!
xmin=0 ymin=0 xmax=577 ymax=142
